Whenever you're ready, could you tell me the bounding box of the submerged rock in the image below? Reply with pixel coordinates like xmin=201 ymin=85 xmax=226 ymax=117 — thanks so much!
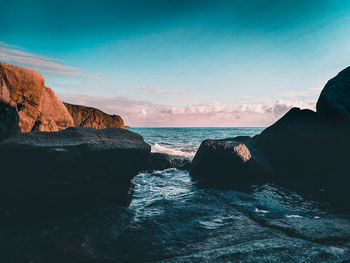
xmin=190 ymin=136 xmax=273 ymax=186
xmin=143 ymin=152 xmax=192 ymax=171
xmin=0 ymin=127 xmax=150 ymax=220
xmin=64 ymin=102 xmax=125 ymax=129
xmin=0 ymin=62 xmax=74 ymax=132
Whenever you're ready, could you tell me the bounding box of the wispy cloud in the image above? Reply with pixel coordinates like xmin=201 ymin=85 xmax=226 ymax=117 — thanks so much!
xmin=281 ymin=87 xmax=322 ymax=100
xmin=58 ymin=93 xmax=315 ymax=127
xmin=137 ymin=86 xmax=185 ymax=95
xmin=0 ymin=41 xmax=102 ymax=79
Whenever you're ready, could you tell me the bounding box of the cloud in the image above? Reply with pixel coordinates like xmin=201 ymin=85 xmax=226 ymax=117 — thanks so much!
xmin=0 ymin=41 xmax=102 ymax=79
xmin=58 ymin=93 xmax=316 ymax=127
xmin=281 ymin=87 xmax=322 ymax=100
xmin=137 ymin=86 xmax=185 ymax=95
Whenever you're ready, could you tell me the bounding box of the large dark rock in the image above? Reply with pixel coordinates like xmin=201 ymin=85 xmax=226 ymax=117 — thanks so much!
xmin=0 ymin=127 xmax=151 ymax=221
xmin=255 ymin=107 xmax=350 ymax=202
xmin=190 ymin=136 xmax=273 ymax=186
xmin=0 ymin=101 xmax=20 ymax=141
xmin=143 ymin=152 xmax=192 ymax=171
xmin=64 ymin=102 xmax=125 ymax=129
xmin=316 ymin=66 xmax=350 ymax=131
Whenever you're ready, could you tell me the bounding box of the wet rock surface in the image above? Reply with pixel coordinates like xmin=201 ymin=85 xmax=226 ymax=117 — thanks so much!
xmin=143 ymin=152 xmax=192 ymax=171
xmin=0 ymin=171 xmax=349 ymax=262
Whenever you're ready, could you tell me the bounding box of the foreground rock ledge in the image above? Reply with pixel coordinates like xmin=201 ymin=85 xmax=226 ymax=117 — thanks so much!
xmin=0 ymin=127 xmax=151 ymax=220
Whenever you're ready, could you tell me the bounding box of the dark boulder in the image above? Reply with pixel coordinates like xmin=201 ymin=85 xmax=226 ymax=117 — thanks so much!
xmin=0 ymin=101 xmax=20 ymax=141
xmin=0 ymin=127 xmax=151 ymax=221
xmin=255 ymin=107 xmax=350 ymax=193
xmin=190 ymin=136 xmax=273 ymax=186
xmin=316 ymin=66 xmax=350 ymax=132
xmin=143 ymin=152 xmax=192 ymax=171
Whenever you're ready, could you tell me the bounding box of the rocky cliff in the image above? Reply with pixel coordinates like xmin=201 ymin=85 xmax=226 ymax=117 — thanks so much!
xmin=0 ymin=62 xmax=127 ymax=132
xmin=0 ymin=62 xmax=74 ymax=132
xmin=64 ymin=102 xmax=125 ymax=129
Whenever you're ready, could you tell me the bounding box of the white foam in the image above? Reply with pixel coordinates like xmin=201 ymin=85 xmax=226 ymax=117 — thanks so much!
xmin=286 ymin=214 xmax=302 ymax=218
xmin=151 ymin=143 xmax=195 ymax=158
xmin=255 ymin=208 xmax=269 ymax=213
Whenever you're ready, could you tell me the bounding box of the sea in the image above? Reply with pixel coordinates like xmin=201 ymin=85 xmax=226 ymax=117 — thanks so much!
xmin=107 ymin=127 xmax=349 ymax=262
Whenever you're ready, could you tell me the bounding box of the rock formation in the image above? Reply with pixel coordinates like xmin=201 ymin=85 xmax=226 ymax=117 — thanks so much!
xmin=143 ymin=152 xmax=192 ymax=171
xmin=0 ymin=62 xmax=127 ymax=132
xmin=190 ymin=67 xmax=350 ymax=208
xmin=64 ymin=102 xmax=125 ymax=129
xmin=32 ymin=86 xmax=74 ymax=131
xmin=191 ymin=136 xmax=273 ymax=186
xmin=0 ymin=62 xmax=74 ymax=132
xmin=0 ymin=127 xmax=151 ymax=220
xmin=316 ymin=66 xmax=350 ymax=125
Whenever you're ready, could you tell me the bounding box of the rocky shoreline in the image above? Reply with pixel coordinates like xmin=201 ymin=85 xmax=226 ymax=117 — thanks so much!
xmin=1 ymin=62 xmax=349 ymax=214
xmin=0 ymin=62 xmax=193 ymax=223
xmin=0 ymin=62 xmax=349 ymax=261
xmin=190 ymin=66 xmax=350 ymax=210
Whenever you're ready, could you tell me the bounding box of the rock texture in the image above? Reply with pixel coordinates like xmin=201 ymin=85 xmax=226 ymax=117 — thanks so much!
xmin=316 ymin=66 xmax=350 ymax=129
xmin=64 ymin=102 xmax=125 ymax=129
xmin=190 ymin=136 xmax=273 ymax=186
xmin=32 ymin=87 xmax=74 ymax=131
xmin=0 ymin=101 xmax=20 ymax=141
xmin=0 ymin=62 xmax=74 ymax=132
xmin=255 ymin=108 xmax=350 ymax=185
xmin=143 ymin=152 xmax=192 ymax=171
xmin=0 ymin=127 xmax=151 ymax=220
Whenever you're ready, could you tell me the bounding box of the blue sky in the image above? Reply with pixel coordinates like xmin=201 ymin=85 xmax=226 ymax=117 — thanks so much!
xmin=1 ymin=0 xmax=350 ymax=126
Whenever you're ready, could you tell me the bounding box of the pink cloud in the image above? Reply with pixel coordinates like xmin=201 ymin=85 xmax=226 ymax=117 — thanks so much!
xmin=137 ymin=86 xmax=185 ymax=95
xmin=0 ymin=41 xmax=102 ymax=79
xmin=58 ymin=93 xmax=315 ymax=127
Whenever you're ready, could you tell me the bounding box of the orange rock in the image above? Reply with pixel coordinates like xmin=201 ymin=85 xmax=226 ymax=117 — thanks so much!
xmin=0 ymin=63 xmax=74 ymax=132
xmin=64 ymin=102 xmax=125 ymax=129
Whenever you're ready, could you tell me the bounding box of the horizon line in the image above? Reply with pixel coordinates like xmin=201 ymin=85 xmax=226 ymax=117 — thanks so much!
xmin=129 ymin=126 xmax=266 ymax=128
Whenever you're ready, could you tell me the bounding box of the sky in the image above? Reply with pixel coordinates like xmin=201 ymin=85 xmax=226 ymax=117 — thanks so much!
xmin=1 ymin=0 xmax=350 ymax=127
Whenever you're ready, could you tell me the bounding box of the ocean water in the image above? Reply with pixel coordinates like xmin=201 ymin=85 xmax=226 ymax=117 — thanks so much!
xmin=108 ymin=127 xmax=349 ymax=262
xmin=131 ymin=127 xmax=264 ymax=159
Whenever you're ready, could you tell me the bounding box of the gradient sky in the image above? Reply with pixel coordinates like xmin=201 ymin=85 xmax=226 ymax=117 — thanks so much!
xmin=1 ymin=0 xmax=350 ymax=126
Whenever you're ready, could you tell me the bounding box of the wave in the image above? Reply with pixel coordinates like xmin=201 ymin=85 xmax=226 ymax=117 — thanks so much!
xmin=151 ymin=143 xmax=195 ymax=158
